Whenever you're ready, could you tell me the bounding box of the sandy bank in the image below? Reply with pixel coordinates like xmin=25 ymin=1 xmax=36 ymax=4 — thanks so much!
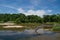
xmin=3 ymin=25 xmax=23 ymax=28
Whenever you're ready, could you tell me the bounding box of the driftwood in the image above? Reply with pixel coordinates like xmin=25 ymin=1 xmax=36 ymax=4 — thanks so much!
xmin=35 ymin=24 xmax=54 ymax=34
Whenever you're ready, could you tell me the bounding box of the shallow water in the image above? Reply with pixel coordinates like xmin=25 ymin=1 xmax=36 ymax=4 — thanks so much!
xmin=0 ymin=29 xmax=60 ymax=40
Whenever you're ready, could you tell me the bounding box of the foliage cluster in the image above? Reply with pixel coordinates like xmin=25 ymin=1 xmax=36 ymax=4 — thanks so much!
xmin=0 ymin=13 xmax=60 ymax=23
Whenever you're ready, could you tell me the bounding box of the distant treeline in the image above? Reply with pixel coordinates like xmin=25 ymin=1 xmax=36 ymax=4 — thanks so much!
xmin=0 ymin=13 xmax=60 ymax=23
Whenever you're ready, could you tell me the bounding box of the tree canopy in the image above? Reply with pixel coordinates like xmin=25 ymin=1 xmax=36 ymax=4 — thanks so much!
xmin=0 ymin=13 xmax=60 ymax=23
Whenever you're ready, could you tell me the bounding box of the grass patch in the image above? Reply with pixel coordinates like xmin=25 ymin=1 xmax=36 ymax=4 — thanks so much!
xmin=52 ymin=26 xmax=60 ymax=32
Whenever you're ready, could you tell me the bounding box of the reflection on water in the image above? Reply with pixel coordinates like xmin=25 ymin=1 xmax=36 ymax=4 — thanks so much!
xmin=0 ymin=29 xmax=60 ymax=40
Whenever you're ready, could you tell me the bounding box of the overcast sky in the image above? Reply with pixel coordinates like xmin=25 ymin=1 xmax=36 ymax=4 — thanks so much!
xmin=0 ymin=0 xmax=60 ymax=17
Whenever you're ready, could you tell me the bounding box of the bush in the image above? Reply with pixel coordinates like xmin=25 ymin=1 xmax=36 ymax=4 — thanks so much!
xmin=52 ymin=26 xmax=60 ymax=32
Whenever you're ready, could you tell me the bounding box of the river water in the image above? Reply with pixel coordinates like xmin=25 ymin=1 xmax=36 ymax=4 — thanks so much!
xmin=0 ymin=29 xmax=60 ymax=40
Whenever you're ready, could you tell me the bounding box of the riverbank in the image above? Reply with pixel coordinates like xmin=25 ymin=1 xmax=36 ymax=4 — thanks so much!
xmin=0 ymin=23 xmax=41 ymax=31
xmin=0 ymin=23 xmax=60 ymax=32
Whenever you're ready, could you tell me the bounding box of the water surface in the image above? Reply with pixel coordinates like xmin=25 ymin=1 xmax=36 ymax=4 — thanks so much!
xmin=0 ymin=29 xmax=59 ymax=40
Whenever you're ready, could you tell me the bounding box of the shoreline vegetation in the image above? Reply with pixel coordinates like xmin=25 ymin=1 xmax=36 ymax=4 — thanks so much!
xmin=0 ymin=13 xmax=60 ymax=32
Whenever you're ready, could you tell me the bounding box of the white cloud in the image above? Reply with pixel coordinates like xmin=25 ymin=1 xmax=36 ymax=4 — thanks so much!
xmin=47 ymin=10 xmax=52 ymax=12
xmin=17 ymin=8 xmax=52 ymax=17
xmin=18 ymin=8 xmax=25 ymax=13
